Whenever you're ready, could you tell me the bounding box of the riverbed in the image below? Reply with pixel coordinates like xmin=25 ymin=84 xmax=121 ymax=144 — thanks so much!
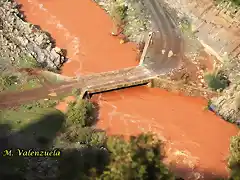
xmin=17 ymin=0 xmax=238 ymax=179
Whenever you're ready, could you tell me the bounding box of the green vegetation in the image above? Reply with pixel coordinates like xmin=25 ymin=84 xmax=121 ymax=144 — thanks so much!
xmin=72 ymin=88 xmax=81 ymax=97
xmin=65 ymin=99 xmax=96 ymax=127
xmin=228 ymin=134 xmax=240 ymax=179
xmin=214 ymin=0 xmax=240 ymax=7
xmin=0 ymin=99 xmax=59 ymax=130
xmin=0 ymin=56 xmax=44 ymax=92
xmin=204 ymin=70 xmax=230 ymax=92
xmin=231 ymin=0 xmax=240 ymax=6
xmin=97 ymin=0 xmax=150 ymax=41
xmin=18 ymin=55 xmax=41 ymax=69
xmin=110 ymin=2 xmax=128 ymax=24
xmin=99 ymin=134 xmax=174 ymax=179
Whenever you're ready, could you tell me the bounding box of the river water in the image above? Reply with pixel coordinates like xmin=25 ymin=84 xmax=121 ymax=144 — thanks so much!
xmin=17 ymin=0 xmax=238 ymax=178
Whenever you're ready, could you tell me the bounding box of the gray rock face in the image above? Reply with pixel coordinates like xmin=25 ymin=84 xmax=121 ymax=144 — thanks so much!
xmin=211 ymin=84 xmax=240 ymax=123
xmin=0 ymin=0 xmax=66 ymax=69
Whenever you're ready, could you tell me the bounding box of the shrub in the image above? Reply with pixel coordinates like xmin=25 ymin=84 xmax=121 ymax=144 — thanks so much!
xmin=65 ymin=100 xmax=96 ymax=127
xmin=72 ymin=88 xmax=81 ymax=97
xmin=0 ymin=75 xmax=18 ymax=90
xmin=228 ymin=134 xmax=240 ymax=179
xmin=100 ymin=133 xmax=174 ymax=180
xmin=204 ymin=70 xmax=230 ymax=91
xmin=18 ymin=55 xmax=41 ymax=68
xmin=110 ymin=3 xmax=128 ymax=26
xmin=57 ymin=126 xmax=106 ymax=148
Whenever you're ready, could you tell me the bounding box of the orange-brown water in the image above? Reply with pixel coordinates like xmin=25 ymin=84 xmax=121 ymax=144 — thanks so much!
xmin=17 ymin=0 xmax=238 ymax=178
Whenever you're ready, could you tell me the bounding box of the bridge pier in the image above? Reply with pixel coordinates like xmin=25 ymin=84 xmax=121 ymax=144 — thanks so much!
xmin=147 ymin=79 xmax=154 ymax=88
xmin=79 ymin=89 xmax=91 ymax=100
xmin=79 ymin=89 xmax=87 ymax=99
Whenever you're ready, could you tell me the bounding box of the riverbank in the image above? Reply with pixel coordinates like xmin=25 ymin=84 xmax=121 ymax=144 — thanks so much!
xmin=10 ymin=0 xmax=240 ymax=179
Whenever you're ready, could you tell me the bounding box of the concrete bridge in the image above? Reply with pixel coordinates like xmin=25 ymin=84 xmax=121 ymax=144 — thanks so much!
xmin=0 ymin=0 xmax=183 ymax=108
xmin=79 ymin=66 xmax=157 ymax=98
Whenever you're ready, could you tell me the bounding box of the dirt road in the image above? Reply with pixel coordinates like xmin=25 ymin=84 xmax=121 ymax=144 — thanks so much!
xmin=144 ymin=0 xmax=184 ymax=74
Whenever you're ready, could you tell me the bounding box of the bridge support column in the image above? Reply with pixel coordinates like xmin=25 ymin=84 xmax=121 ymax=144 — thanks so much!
xmin=79 ymin=89 xmax=87 ymax=99
xmin=147 ymin=79 xmax=153 ymax=88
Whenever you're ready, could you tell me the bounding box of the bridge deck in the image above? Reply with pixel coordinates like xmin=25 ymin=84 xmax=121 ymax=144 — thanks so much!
xmin=84 ymin=66 xmax=156 ymax=94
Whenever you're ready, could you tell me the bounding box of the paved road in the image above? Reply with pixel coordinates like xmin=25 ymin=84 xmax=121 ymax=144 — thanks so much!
xmin=0 ymin=0 xmax=184 ymax=108
xmin=144 ymin=0 xmax=184 ymax=74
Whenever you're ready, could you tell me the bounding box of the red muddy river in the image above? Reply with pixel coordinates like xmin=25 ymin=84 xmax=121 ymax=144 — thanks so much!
xmin=17 ymin=0 xmax=238 ymax=179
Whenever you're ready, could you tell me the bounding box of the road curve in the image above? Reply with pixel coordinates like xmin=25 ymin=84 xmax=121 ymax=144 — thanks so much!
xmin=0 ymin=0 xmax=183 ymax=108
xmin=144 ymin=0 xmax=184 ymax=74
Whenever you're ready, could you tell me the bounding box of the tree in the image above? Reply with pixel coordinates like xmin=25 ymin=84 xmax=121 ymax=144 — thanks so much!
xmin=100 ymin=133 xmax=175 ymax=180
xmin=228 ymin=134 xmax=240 ymax=179
xmin=110 ymin=1 xmax=128 ymax=36
xmin=65 ymin=99 xmax=96 ymax=127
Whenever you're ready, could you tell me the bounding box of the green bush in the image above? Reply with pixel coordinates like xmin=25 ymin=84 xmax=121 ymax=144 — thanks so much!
xmin=65 ymin=100 xmax=96 ymax=127
xmin=57 ymin=125 xmax=106 ymax=148
xmin=115 ymin=4 xmax=128 ymax=21
xmin=110 ymin=3 xmax=128 ymax=25
xmin=228 ymin=134 xmax=240 ymax=179
xmin=0 ymin=75 xmax=18 ymax=90
xmin=204 ymin=70 xmax=230 ymax=91
xmin=100 ymin=133 xmax=174 ymax=180
xmin=72 ymin=88 xmax=81 ymax=97
xmin=18 ymin=55 xmax=41 ymax=68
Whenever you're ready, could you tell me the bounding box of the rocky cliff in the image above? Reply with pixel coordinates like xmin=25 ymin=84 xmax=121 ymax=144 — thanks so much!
xmin=0 ymin=0 xmax=66 ymax=70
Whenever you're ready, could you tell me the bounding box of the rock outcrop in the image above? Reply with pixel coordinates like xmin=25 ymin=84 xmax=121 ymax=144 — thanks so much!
xmin=211 ymin=84 xmax=240 ymax=124
xmin=0 ymin=0 xmax=66 ymax=70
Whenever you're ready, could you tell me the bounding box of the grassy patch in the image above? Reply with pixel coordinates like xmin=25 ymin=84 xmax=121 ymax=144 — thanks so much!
xmin=17 ymin=55 xmax=41 ymax=69
xmin=228 ymin=134 xmax=240 ymax=179
xmin=204 ymin=70 xmax=230 ymax=91
xmin=1 ymin=76 xmax=43 ymax=92
xmin=214 ymin=0 xmax=240 ymax=7
xmin=0 ymin=55 xmax=46 ymax=92
xmin=0 ymin=99 xmax=59 ymax=130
